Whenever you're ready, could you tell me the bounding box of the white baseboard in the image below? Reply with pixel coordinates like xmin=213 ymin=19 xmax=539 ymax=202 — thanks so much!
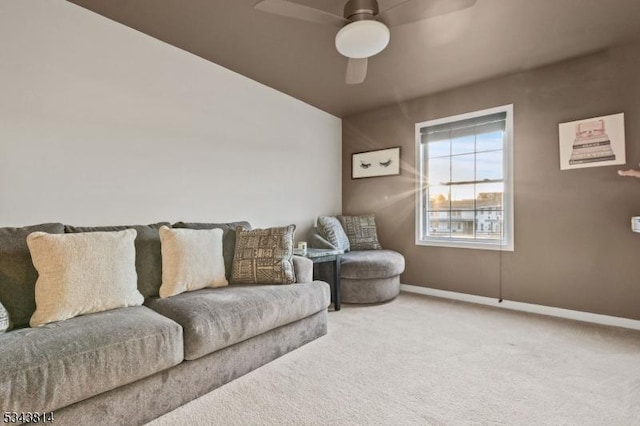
xmin=400 ymin=284 xmax=640 ymax=331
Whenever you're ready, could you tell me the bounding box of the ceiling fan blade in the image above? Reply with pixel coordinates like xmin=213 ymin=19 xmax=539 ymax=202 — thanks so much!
xmin=378 ymin=0 xmax=477 ymax=27
xmin=254 ymin=0 xmax=349 ymax=28
xmin=346 ymin=58 xmax=368 ymax=85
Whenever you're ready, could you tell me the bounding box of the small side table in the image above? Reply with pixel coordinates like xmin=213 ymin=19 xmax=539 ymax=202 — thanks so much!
xmin=301 ymin=248 xmax=343 ymax=311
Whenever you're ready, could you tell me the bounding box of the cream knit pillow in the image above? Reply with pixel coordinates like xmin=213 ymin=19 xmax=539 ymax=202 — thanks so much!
xmin=159 ymin=226 xmax=228 ymax=298
xmin=27 ymin=229 xmax=143 ymax=327
xmin=0 ymin=300 xmax=10 ymax=332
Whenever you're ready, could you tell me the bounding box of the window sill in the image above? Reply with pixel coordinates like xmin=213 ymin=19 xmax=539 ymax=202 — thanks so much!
xmin=415 ymin=238 xmax=514 ymax=251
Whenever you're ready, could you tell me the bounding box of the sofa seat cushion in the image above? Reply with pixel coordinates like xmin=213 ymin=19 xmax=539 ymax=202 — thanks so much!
xmin=340 ymin=250 xmax=405 ymax=279
xmin=145 ymin=281 xmax=330 ymax=360
xmin=0 ymin=306 xmax=183 ymax=413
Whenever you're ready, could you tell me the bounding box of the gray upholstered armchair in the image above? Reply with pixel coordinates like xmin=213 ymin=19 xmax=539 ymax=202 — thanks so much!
xmin=309 ymin=215 xmax=405 ymax=304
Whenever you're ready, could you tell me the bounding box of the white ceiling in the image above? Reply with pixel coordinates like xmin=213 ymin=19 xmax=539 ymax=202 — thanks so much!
xmin=68 ymin=0 xmax=640 ymax=117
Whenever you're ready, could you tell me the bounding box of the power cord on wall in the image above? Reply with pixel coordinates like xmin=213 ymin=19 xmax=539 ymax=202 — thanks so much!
xmin=498 ymin=246 xmax=503 ymax=303
xmin=498 ymin=223 xmax=504 ymax=303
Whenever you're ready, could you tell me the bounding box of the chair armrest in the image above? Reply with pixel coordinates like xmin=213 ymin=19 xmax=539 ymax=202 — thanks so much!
xmin=292 ymin=255 xmax=313 ymax=283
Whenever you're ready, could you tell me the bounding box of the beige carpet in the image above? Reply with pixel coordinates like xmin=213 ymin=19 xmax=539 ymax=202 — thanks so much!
xmin=147 ymin=292 xmax=640 ymax=425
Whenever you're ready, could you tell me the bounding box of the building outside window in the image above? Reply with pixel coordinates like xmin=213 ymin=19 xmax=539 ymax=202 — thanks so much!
xmin=415 ymin=104 xmax=514 ymax=251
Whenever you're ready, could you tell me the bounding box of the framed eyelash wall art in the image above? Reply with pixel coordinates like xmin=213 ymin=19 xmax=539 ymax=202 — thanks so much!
xmin=351 ymin=146 xmax=401 ymax=179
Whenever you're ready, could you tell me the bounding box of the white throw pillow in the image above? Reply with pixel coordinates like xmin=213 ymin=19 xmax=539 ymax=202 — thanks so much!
xmin=159 ymin=226 xmax=228 ymax=298
xmin=0 ymin=300 xmax=10 ymax=332
xmin=27 ymin=229 xmax=143 ymax=327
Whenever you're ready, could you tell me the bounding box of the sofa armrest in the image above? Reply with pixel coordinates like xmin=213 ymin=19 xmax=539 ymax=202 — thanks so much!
xmin=292 ymin=255 xmax=313 ymax=283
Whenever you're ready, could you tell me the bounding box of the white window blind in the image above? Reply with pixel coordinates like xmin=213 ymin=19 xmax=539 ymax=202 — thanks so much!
xmin=415 ymin=105 xmax=514 ymax=251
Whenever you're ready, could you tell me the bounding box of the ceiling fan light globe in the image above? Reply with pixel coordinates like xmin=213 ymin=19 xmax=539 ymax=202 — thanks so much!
xmin=335 ymin=20 xmax=390 ymax=59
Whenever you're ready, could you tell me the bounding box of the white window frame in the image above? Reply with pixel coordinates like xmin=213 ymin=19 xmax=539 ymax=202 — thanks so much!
xmin=415 ymin=104 xmax=514 ymax=251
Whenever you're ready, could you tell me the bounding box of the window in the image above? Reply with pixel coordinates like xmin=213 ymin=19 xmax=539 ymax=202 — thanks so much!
xmin=415 ymin=105 xmax=514 ymax=251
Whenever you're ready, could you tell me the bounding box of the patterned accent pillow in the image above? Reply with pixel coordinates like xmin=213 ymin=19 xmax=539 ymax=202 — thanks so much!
xmin=0 ymin=301 xmax=10 ymax=332
xmin=231 ymin=225 xmax=296 ymax=284
xmin=317 ymin=216 xmax=350 ymax=252
xmin=338 ymin=214 xmax=382 ymax=250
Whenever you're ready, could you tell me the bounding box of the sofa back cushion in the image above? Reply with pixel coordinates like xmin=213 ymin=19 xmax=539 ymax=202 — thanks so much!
xmin=0 ymin=223 xmax=65 ymax=328
xmin=27 ymin=229 xmax=144 ymax=327
xmin=64 ymin=223 xmax=169 ymax=298
xmin=172 ymin=221 xmax=251 ymax=280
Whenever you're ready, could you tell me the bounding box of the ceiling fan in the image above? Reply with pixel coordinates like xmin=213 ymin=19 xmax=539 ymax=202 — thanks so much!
xmin=254 ymin=0 xmax=477 ymax=84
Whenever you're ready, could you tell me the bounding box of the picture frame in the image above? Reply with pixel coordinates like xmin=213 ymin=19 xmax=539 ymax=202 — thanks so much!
xmin=352 ymin=147 xmax=401 ymax=179
xmin=558 ymin=113 xmax=625 ymax=170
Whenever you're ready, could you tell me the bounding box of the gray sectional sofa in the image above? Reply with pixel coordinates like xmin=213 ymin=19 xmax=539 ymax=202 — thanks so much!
xmin=0 ymin=221 xmax=330 ymax=425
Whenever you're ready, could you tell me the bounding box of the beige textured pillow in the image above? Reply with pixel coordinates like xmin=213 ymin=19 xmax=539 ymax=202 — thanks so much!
xmin=159 ymin=226 xmax=228 ymax=298
xmin=0 ymin=300 xmax=10 ymax=332
xmin=27 ymin=229 xmax=143 ymax=327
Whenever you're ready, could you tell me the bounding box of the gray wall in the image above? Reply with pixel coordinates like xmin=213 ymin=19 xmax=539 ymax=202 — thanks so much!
xmin=0 ymin=1 xmax=342 ymax=238
xmin=343 ymin=42 xmax=640 ymax=320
